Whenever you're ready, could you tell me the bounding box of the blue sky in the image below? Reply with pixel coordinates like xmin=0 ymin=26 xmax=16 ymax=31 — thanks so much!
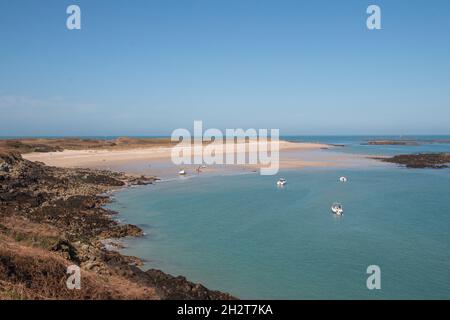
xmin=0 ymin=0 xmax=449 ymax=136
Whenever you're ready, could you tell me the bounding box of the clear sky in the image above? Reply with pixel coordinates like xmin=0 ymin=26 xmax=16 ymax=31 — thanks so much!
xmin=1 ymin=0 xmax=449 ymax=136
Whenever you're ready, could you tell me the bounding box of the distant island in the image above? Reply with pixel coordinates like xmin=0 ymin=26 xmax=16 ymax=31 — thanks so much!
xmin=363 ymin=139 xmax=450 ymax=146
xmin=364 ymin=140 xmax=420 ymax=146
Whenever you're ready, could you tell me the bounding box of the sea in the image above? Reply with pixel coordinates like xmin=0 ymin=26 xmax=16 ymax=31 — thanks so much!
xmin=104 ymin=135 xmax=450 ymax=299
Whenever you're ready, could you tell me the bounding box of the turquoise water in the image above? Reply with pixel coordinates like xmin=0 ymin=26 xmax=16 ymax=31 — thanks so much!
xmin=107 ymin=166 xmax=450 ymax=299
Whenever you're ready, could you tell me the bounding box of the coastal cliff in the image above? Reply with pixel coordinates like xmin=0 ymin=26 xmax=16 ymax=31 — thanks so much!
xmin=0 ymin=152 xmax=235 ymax=300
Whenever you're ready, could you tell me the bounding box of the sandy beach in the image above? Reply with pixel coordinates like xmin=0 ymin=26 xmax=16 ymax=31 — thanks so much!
xmin=22 ymin=140 xmax=376 ymax=177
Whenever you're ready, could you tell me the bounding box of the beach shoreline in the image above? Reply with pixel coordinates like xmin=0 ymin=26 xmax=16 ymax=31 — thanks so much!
xmin=20 ymin=139 xmax=380 ymax=178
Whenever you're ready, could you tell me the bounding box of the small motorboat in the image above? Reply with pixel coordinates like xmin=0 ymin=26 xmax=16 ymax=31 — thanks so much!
xmin=331 ymin=202 xmax=343 ymax=215
xmin=277 ymin=178 xmax=287 ymax=186
xmin=178 ymin=169 xmax=186 ymax=175
xmin=339 ymin=176 xmax=348 ymax=182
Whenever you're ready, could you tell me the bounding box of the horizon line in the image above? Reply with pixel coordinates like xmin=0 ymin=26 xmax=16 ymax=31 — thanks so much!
xmin=1 ymin=133 xmax=450 ymax=139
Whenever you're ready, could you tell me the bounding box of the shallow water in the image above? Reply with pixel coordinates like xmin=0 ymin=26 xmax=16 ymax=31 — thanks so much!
xmin=107 ymin=165 xmax=450 ymax=299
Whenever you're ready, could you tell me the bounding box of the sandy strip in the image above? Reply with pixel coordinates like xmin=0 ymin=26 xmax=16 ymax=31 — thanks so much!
xmin=23 ymin=141 xmax=381 ymax=177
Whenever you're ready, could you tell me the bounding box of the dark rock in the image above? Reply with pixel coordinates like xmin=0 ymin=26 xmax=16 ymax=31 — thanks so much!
xmin=375 ymin=153 xmax=450 ymax=169
xmin=100 ymin=224 xmax=144 ymax=238
xmin=145 ymin=269 xmax=235 ymax=300
xmin=51 ymin=239 xmax=80 ymax=263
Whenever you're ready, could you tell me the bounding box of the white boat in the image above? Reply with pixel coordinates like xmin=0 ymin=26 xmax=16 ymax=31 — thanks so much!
xmin=277 ymin=178 xmax=287 ymax=186
xmin=331 ymin=202 xmax=343 ymax=215
xmin=339 ymin=176 xmax=348 ymax=182
xmin=178 ymin=169 xmax=186 ymax=175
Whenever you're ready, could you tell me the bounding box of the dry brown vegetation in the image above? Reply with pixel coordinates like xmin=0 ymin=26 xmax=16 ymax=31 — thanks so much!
xmin=0 ymin=230 xmax=156 ymax=299
xmin=0 ymin=137 xmax=176 ymax=154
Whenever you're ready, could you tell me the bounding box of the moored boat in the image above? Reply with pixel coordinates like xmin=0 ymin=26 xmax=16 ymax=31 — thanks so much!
xmin=331 ymin=202 xmax=343 ymax=215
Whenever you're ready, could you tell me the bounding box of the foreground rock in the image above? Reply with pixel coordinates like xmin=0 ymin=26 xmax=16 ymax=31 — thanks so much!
xmin=0 ymin=152 xmax=235 ymax=300
xmin=375 ymin=153 xmax=450 ymax=169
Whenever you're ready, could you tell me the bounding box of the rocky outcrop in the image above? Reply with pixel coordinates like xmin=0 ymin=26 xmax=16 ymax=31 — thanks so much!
xmin=375 ymin=153 xmax=450 ymax=169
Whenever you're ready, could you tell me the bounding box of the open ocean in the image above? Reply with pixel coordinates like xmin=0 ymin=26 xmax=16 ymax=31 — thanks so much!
xmin=106 ymin=136 xmax=450 ymax=299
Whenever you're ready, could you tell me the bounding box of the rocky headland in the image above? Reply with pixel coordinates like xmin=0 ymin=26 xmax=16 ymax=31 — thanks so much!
xmin=0 ymin=151 xmax=235 ymax=299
